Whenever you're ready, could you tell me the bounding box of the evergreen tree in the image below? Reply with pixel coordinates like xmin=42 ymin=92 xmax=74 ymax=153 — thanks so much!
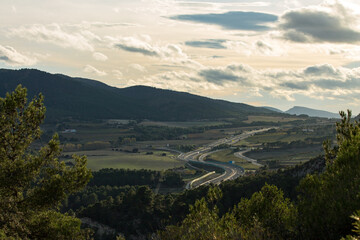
xmin=298 ymin=110 xmax=360 ymax=239
xmin=0 ymin=86 xmax=92 ymax=239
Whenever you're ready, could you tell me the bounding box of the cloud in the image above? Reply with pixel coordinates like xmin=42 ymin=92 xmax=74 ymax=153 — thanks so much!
xmin=78 ymin=21 xmax=139 ymax=29
xmin=303 ymin=64 xmax=341 ymax=76
xmin=10 ymin=24 xmax=95 ymax=51
xmin=112 ymin=36 xmax=190 ymax=62
xmin=0 ymin=45 xmax=37 ymax=66
xmin=279 ymin=2 xmax=360 ymax=43
xmin=185 ymin=39 xmax=227 ymax=49
xmin=343 ymin=61 xmax=360 ymax=69
xmin=92 ymin=52 xmax=108 ymax=61
xmin=112 ymin=70 xmax=123 ymax=79
xmin=130 ymin=62 xmax=360 ymax=105
xmin=170 ymin=11 xmax=278 ymax=31
xmin=199 ymin=69 xmax=244 ymax=85
xmin=130 ymin=64 xmax=146 ymax=72
xmin=83 ymin=65 xmax=107 ymax=76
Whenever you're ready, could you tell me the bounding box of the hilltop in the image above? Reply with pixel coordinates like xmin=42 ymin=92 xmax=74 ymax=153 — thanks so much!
xmin=0 ymin=68 xmax=277 ymax=122
xmin=286 ymin=106 xmax=339 ymax=119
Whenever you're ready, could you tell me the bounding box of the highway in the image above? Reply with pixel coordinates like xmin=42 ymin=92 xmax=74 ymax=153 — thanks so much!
xmin=234 ymin=149 xmax=264 ymax=167
xmin=178 ymin=128 xmax=275 ymax=189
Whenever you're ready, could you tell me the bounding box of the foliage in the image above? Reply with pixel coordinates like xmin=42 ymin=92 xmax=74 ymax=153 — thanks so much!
xmin=234 ymin=184 xmax=297 ymax=240
xmin=159 ymin=187 xmax=242 ymax=240
xmin=342 ymin=211 xmax=360 ymax=240
xmin=163 ymin=171 xmax=184 ymax=187
xmin=89 ymin=168 xmax=162 ymax=188
xmin=78 ymin=185 xmax=173 ymax=239
xmin=0 ymin=86 xmax=92 ymax=239
xmin=298 ymin=110 xmax=360 ymax=239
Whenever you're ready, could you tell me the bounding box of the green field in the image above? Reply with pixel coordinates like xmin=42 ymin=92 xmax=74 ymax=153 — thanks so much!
xmin=235 ymin=128 xmax=333 ymax=146
xmin=245 ymin=146 xmax=323 ymax=167
xmin=244 ymin=115 xmax=303 ymax=123
xmin=62 ymin=149 xmax=184 ymax=171
xmin=206 ymin=149 xmax=260 ymax=170
xmin=140 ymin=120 xmax=231 ymax=128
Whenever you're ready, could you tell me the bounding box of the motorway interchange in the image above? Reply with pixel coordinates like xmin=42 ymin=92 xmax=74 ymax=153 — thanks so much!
xmin=178 ymin=128 xmax=274 ymax=189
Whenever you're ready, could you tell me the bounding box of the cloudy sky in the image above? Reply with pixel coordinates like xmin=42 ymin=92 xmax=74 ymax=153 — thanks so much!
xmin=1 ymin=0 xmax=360 ymax=114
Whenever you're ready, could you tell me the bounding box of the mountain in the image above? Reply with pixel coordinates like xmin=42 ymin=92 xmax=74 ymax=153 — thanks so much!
xmin=286 ymin=106 xmax=339 ymax=119
xmin=262 ymin=106 xmax=283 ymax=113
xmin=0 ymin=68 xmax=277 ymax=122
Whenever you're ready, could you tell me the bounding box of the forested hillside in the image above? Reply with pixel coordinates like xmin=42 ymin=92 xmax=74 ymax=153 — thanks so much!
xmin=0 ymin=68 xmax=277 ymax=122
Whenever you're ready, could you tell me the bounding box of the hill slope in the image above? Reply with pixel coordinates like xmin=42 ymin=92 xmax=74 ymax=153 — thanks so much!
xmin=0 ymin=68 xmax=276 ymax=121
xmin=286 ymin=106 xmax=339 ymax=119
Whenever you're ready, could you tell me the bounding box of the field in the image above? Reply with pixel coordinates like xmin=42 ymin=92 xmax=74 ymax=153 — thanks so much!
xmin=244 ymin=115 xmax=303 ymax=123
xmin=62 ymin=149 xmax=184 ymax=171
xmin=140 ymin=120 xmax=231 ymax=128
xmin=49 ymin=117 xmax=337 ymax=172
xmin=206 ymin=149 xmax=260 ymax=170
xmin=235 ymin=126 xmax=335 ymax=146
xmin=245 ymin=146 xmax=323 ymax=167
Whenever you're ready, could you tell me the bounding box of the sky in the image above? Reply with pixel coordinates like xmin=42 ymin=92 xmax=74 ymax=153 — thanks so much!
xmin=1 ymin=0 xmax=360 ymax=114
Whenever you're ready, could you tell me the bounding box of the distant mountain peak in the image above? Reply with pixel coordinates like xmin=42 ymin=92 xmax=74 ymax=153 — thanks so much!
xmin=286 ymin=106 xmax=339 ymax=119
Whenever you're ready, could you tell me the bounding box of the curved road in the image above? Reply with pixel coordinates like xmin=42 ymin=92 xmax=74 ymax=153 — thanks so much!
xmin=234 ymin=149 xmax=264 ymax=167
xmin=178 ymin=128 xmax=275 ymax=189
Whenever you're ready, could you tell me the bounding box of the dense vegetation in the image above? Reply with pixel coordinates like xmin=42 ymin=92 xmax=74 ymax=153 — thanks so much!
xmin=0 ymin=69 xmax=277 ymax=122
xmin=0 ymin=86 xmax=92 ymax=239
xmin=1 ymin=85 xmax=360 ymax=240
xmin=159 ymin=111 xmax=360 ymax=240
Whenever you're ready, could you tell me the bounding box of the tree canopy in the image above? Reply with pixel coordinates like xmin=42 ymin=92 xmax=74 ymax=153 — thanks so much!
xmin=0 ymin=85 xmax=92 ymax=239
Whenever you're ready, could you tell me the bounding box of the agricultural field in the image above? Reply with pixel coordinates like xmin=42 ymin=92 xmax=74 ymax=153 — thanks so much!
xmin=244 ymin=115 xmax=303 ymax=123
xmin=245 ymin=146 xmax=323 ymax=167
xmin=62 ymin=149 xmax=184 ymax=171
xmin=48 ymin=116 xmax=337 ymax=172
xmin=235 ymin=125 xmax=335 ymax=146
xmin=206 ymin=149 xmax=260 ymax=170
xmin=140 ymin=120 xmax=231 ymax=128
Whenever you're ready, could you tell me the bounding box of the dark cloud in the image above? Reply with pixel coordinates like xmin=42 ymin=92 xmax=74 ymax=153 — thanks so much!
xmin=280 ymin=81 xmax=309 ymax=90
xmin=0 ymin=56 xmax=10 ymax=61
xmin=198 ymin=69 xmax=245 ymax=85
xmin=315 ymin=78 xmax=360 ymax=90
xmin=185 ymin=39 xmax=227 ymax=49
xmin=280 ymin=8 xmax=360 ymax=43
xmin=115 ymin=44 xmax=159 ymax=57
xmin=170 ymin=11 xmax=278 ymax=31
xmin=304 ymin=64 xmax=340 ymax=76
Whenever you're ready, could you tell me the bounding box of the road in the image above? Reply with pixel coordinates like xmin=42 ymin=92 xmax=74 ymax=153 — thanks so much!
xmin=178 ymin=127 xmax=275 ymax=189
xmin=234 ymin=149 xmax=264 ymax=167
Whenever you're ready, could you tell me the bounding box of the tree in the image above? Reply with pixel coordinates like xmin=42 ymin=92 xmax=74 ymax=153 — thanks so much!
xmin=159 ymin=187 xmax=242 ymax=240
xmin=0 ymin=86 xmax=92 ymax=239
xmin=298 ymin=110 xmax=360 ymax=239
xmin=342 ymin=211 xmax=360 ymax=240
xmin=234 ymin=183 xmax=297 ymax=240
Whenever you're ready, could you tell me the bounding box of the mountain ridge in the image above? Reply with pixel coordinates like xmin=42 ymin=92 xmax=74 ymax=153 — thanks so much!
xmin=286 ymin=106 xmax=340 ymax=119
xmin=0 ymin=68 xmax=278 ymax=122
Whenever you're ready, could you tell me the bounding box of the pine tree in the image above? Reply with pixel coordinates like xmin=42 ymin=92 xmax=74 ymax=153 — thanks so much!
xmin=0 ymin=85 xmax=92 ymax=239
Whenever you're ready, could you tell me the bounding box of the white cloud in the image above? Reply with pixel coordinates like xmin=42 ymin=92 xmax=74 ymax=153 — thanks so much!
xmin=0 ymin=45 xmax=37 ymax=66
xmin=10 ymin=24 xmax=95 ymax=51
xmin=130 ymin=63 xmax=146 ymax=72
xmin=93 ymin=52 xmax=108 ymax=61
xmin=83 ymin=65 xmax=107 ymax=76
xmin=112 ymin=70 xmax=123 ymax=79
